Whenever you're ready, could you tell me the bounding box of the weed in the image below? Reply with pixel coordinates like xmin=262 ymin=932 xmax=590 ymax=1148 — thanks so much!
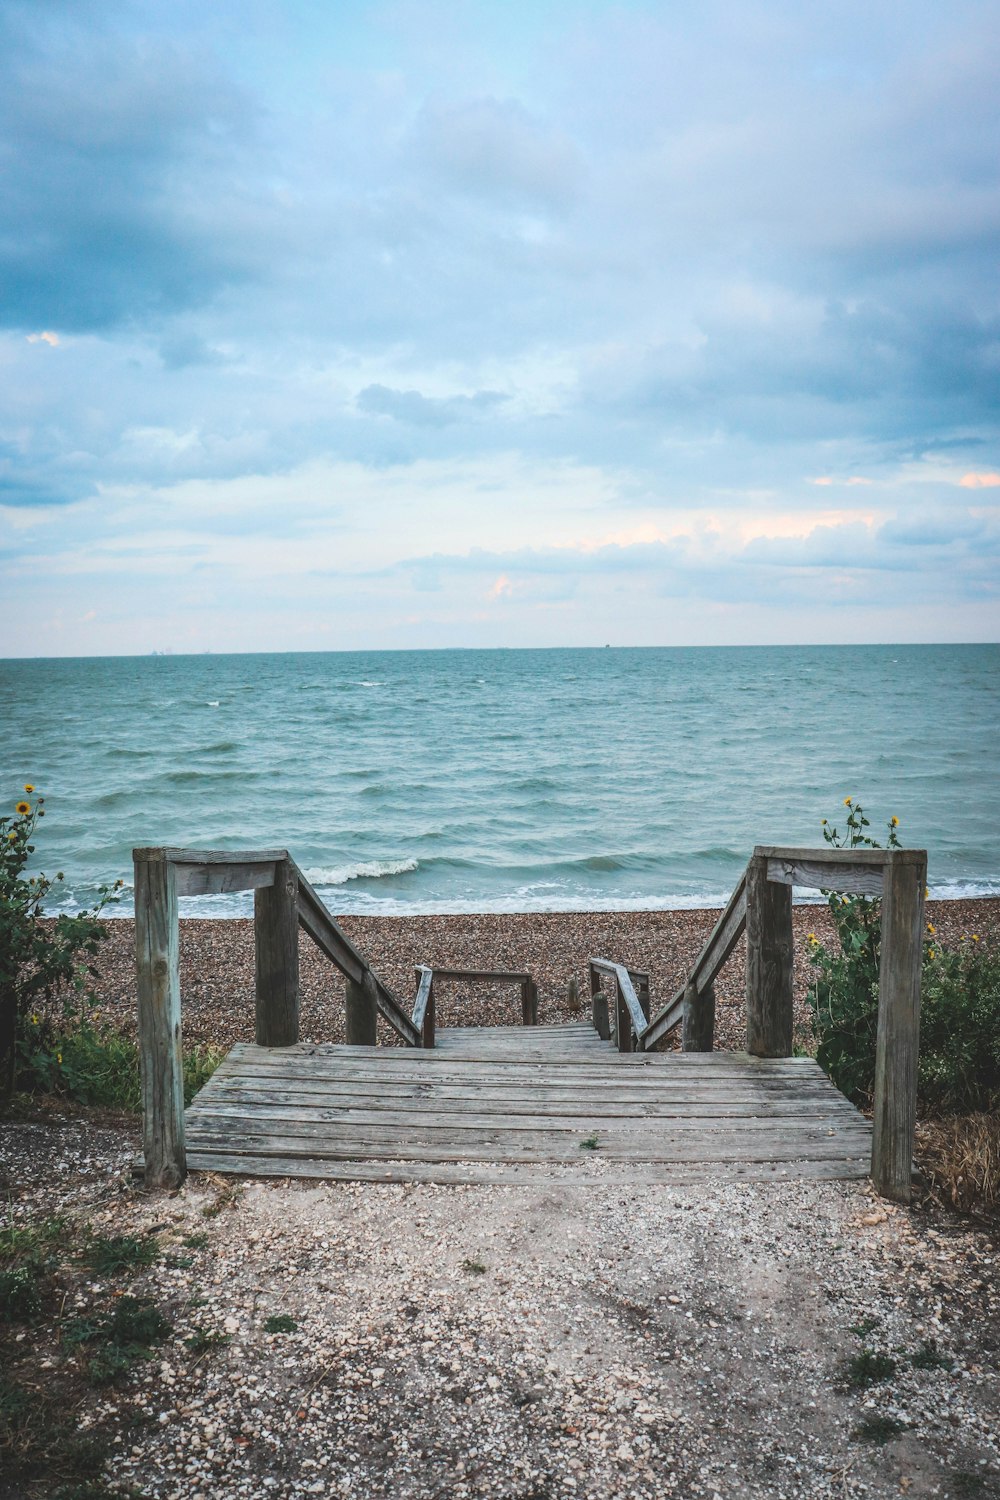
xmin=849 ymin=1315 xmax=879 ymax=1338
xmin=87 ymin=1346 xmax=139 ymax=1387
xmin=0 ymin=1262 xmax=44 ymax=1321
xmin=461 ymin=1258 xmax=487 ymax=1275
xmin=853 ymin=1413 xmax=907 ymax=1444
xmin=0 ymin=1213 xmax=69 ymax=1263
xmin=580 ymin=1134 xmax=600 ymax=1151
xmin=844 ymin=1349 xmax=897 ymax=1389
xmin=263 ymin=1314 xmax=298 ymax=1334
xmin=105 ymin=1296 xmax=172 ymax=1347
xmin=910 ymin=1339 xmax=955 ymax=1371
xmin=182 ymin=1232 xmax=210 ymax=1250
xmin=84 ymin=1234 xmax=159 ymax=1276
xmin=201 ymin=1185 xmax=241 ymax=1219
xmin=164 ymin=1253 xmax=194 ymax=1269
xmin=185 ymin=1326 xmax=230 ymax=1356
xmin=0 ymin=1372 xmax=109 ymax=1489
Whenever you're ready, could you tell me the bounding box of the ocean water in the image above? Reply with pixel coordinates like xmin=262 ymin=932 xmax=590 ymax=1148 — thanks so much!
xmin=2 ymin=644 xmax=998 ymax=917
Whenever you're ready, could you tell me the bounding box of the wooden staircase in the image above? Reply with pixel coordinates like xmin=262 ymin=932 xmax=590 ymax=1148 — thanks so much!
xmin=180 ymin=1022 xmax=872 ymax=1186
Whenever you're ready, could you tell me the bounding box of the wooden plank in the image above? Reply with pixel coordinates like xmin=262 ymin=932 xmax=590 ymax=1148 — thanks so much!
xmin=188 ymin=1102 xmax=871 ymax=1135
xmin=174 ymin=862 xmax=277 ymax=897
xmin=746 ymin=853 xmax=794 ymax=1058
xmin=754 ymin=845 xmax=889 ymax=866
xmin=412 ymin=967 xmax=435 ymax=1048
xmin=254 ymin=857 xmax=300 ymax=1048
xmin=197 ymin=1091 xmax=863 ymax=1121
xmin=134 ymin=853 xmax=185 ymax=1189
xmin=426 ymin=969 xmax=531 ymax=984
xmin=201 ymin=1072 xmax=857 ymax=1101
xmin=180 ymin=1153 xmax=872 ymax=1186
xmin=133 ymin=845 xmax=288 ymax=865
xmin=180 ymin=1130 xmax=873 ymax=1164
xmin=871 ymin=851 xmax=926 ymax=1203
xmin=766 ymin=857 xmax=883 ymax=896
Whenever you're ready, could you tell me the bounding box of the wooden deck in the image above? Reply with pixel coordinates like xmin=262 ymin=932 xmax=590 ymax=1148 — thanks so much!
xmin=181 ymin=1023 xmax=872 ymax=1186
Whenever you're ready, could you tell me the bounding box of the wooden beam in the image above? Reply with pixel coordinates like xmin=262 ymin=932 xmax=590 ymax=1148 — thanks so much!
xmin=426 ymin=968 xmax=531 ymax=984
xmin=682 ymin=979 xmax=715 ymax=1052
xmin=590 ymin=963 xmax=611 ymax=1042
xmin=412 ymin=968 xmax=435 ymax=1049
xmin=871 ymin=851 xmax=926 ymax=1202
xmin=133 ymin=846 xmax=288 ymax=865
xmin=345 ymin=971 xmax=378 ymax=1047
xmin=589 ymin=959 xmax=648 ymax=1051
xmin=745 ymin=854 xmax=794 ymax=1058
xmin=254 ymin=857 xmax=300 ymax=1048
xmin=765 ymin=856 xmax=883 ymax=896
xmin=174 ymin=862 xmax=277 ymax=898
xmin=134 ymin=853 xmax=185 ymax=1189
xmin=753 ymin=845 xmax=888 ymax=867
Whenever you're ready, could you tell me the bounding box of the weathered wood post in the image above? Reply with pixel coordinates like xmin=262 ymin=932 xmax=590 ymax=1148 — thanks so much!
xmin=134 ymin=850 xmax=185 ymax=1189
xmin=590 ymin=964 xmax=611 ymax=1041
xmin=521 ymin=977 xmax=539 ymax=1026
xmin=745 ymin=852 xmax=794 ymax=1057
xmin=682 ymin=979 xmax=715 ymax=1052
xmin=421 ymin=978 xmax=435 ymax=1049
xmin=871 ymin=850 xmax=926 ymax=1202
xmin=345 ymin=969 xmax=378 ymax=1046
xmin=254 ymin=856 xmax=300 ymax=1047
xmin=614 ymin=977 xmax=634 ymax=1054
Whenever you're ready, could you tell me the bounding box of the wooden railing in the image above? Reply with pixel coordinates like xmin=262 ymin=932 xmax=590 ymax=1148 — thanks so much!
xmin=587 ymin=960 xmax=650 ymax=1051
xmin=134 ymin=845 xmax=420 ymax=1188
xmin=412 ymin=967 xmax=538 ymax=1049
xmin=588 ymin=844 xmax=927 ymax=1204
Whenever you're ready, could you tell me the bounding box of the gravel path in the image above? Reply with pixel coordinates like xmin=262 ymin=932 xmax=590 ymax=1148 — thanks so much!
xmin=1 ymin=1120 xmax=998 ymax=1500
xmin=83 ymin=898 xmax=999 ymax=1053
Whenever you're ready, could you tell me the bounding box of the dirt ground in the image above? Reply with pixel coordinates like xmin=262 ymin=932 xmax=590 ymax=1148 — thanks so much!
xmin=2 ymin=1116 xmax=998 ymax=1500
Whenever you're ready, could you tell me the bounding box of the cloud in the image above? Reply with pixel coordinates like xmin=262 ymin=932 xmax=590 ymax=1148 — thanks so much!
xmin=410 ymin=96 xmax=582 ymax=210
xmin=26 ymin=331 xmax=60 ymax=347
xmin=356 ymin=384 xmax=508 ymax=427
xmin=960 ymin=472 xmax=1000 ymax=489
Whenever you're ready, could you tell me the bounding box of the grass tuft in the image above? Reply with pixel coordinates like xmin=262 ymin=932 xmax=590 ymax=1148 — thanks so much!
xmin=263 ymin=1314 xmax=298 ymax=1334
xmin=844 ymin=1349 xmax=897 ymax=1389
xmin=909 ymin=1339 xmax=955 ymax=1372
xmin=84 ymin=1234 xmax=159 ymax=1276
xmin=579 ymin=1134 xmax=601 ymax=1151
xmin=853 ymin=1413 xmax=907 ymax=1444
xmin=461 ymin=1258 xmax=487 ymax=1276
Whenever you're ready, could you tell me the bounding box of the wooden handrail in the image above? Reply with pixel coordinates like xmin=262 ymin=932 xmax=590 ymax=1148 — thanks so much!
xmin=411 ymin=965 xmax=539 ymax=1032
xmin=643 ymin=867 xmax=748 ymax=1049
xmin=588 ymin=958 xmax=649 ymax=1052
xmin=294 ymin=866 xmax=420 ymax=1047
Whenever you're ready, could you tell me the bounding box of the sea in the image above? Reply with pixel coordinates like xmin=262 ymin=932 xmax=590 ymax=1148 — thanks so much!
xmin=2 ymin=644 xmax=998 ymax=918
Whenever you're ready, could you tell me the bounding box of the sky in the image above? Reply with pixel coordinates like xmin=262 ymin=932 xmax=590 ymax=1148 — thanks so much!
xmin=1 ymin=0 xmax=999 ymax=655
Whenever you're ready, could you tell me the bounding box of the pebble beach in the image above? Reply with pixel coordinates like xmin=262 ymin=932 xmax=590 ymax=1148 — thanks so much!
xmin=85 ymin=897 xmax=1000 ymax=1052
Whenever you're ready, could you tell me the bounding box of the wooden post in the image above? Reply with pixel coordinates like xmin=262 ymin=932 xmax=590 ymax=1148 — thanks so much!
xmin=591 ymin=965 xmax=610 ymax=1040
xmin=254 ymin=857 xmax=300 ymax=1047
xmin=521 ymin=978 xmax=538 ymax=1026
xmin=682 ymin=980 xmax=715 ymax=1052
xmin=346 ymin=970 xmax=379 ymax=1047
xmin=871 ymin=851 xmax=926 ymax=1202
xmin=635 ymin=974 xmax=651 ymax=1024
xmin=422 ymin=979 xmax=435 ymax=1049
xmin=135 ymin=853 xmax=185 ymax=1189
xmin=614 ymin=977 xmax=634 ymax=1054
xmin=745 ymin=853 xmax=794 ymax=1057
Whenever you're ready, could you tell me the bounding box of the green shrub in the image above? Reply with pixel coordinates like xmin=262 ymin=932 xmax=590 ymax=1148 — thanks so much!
xmin=84 ymin=1235 xmax=160 ymax=1276
xmin=17 ymin=1018 xmax=223 ymax=1111
xmin=1 ymin=785 xmax=121 ymax=1105
xmin=806 ymin=800 xmax=1000 ymax=1114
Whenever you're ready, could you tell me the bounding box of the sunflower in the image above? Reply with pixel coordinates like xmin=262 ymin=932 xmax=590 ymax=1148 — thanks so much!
xmin=15 ymin=800 xmax=30 ymax=816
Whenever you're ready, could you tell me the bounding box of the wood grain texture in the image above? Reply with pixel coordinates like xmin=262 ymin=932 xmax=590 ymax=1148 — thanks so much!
xmin=180 ymin=1024 xmax=871 ymax=1185
xmin=871 ymin=852 xmax=926 ymax=1202
xmin=254 ymin=857 xmax=300 ymax=1048
xmin=134 ymin=854 xmax=186 ymax=1189
xmin=345 ymin=971 xmax=378 ymax=1047
xmin=643 ymin=871 xmax=746 ymax=1047
xmin=745 ymin=854 xmax=794 ymax=1058
xmin=765 ymin=857 xmax=883 ymax=896
xmin=682 ymin=979 xmax=715 ymax=1052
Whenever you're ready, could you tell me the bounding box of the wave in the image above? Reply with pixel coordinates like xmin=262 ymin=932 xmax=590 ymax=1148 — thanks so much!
xmin=305 ymin=858 xmax=419 ymax=886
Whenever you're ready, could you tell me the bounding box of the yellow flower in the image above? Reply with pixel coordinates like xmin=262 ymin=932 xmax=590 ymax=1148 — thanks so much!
xmin=972 ymin=934 xmax=980 ymax=943
xmin=56 ymin=1053 xmax=62 ymax=1065
xmin=15 ymin=801 xmax=30 ymax=816
xmin=31 ymin=1014 xmax=39 ymax=1025
xmin=928 ymin=948 xmax=936 ymax=960
xmin=820 ymin=818 xmax=827 ymax=826
xmin=890 ymin=816 xmax=899 ymax=827
xmin=927 ymin=923 xmax=936 ymax=935
xmin=6 ymin=832 xmax=15 ymax=842
xmin=23 ymin=783 xmax=34 ymax=793
xmin=843 ymin=796 xmax=853 ymax=806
